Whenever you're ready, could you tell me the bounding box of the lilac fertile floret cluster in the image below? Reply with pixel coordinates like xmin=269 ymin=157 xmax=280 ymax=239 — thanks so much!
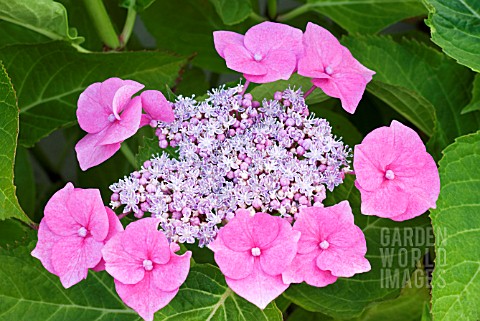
xmin=109 ymin=83 xmax=352 ymax=247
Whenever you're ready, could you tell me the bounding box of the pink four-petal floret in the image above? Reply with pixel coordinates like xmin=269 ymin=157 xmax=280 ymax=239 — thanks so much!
xmin=214 ymin=22 xmax=303 ymax=83
xmin=283 ymin=201 xmax=370 ymax=287
xmin=31 ymin=182 xmax=122 ymax=288
xmin=353 ymin=120 xmax=440 ymax=221
xmin=102 ymin=218 xmax=191 ymax=321
xmin=297 ymin=22 xmax=375 ymax=113
xmin=209 ymin=209 xmax=300 ymax=309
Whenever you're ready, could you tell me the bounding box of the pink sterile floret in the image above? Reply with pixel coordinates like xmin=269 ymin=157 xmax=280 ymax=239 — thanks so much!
xmin=297 ymin=22 xmax=375 ymax=114
xmin=102 ymin=218 xmax=192 ymax=321
xmin=31 ymin=182 xmax=122 ymax=288
xmin=353 ymin=120 xmax=440 ymax=221
xmin=209 ymin=209 xmax=300 ymax=309
xmin=75 ymin=77 xmax=144 ymax=171
xmin=214 ymin=22 xmax=303 ymax=83
xmin=283 ymin=201 xmax=370 ymax=286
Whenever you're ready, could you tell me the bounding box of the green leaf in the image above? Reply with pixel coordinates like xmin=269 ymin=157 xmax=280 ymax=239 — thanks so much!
xmin=120 ymin=0 xmax=158 ymax=12
xmin=136 ymin=137 xmax=178 ymax=167
xmin=304 ymin=0 xmax=426 ymax=34
xmin=430 ymin=131 xmax=480 ymax=321
xmin=250 ymin=74 xmax=330 ymax=106
xmin=140 ymin=0 xmax=248 ymax=72
xmin=424 ymin=0 xmax=480 ymax=72
xmin=353 ymin=267 xmax=430 ymax=321
xmin=0 ymin=219 xmax=29 ymax=246
xmin=461 ymin=74 xmax=480 ymax=114
xmin=284 ymin=175 xmax=431 ymax=319
xmin=13 ymin=147 xmax=35 ymax=216
xmin=0 ymin=41 xmax=188 ymax=147
xmin=0 ymin=239 xmax=141 ymax=320
xmin=155 ymin=264 xmax=283 ymax=320
xmin=0 ymin=62 xmax=32 ymax=224
xmin=342 ymin=35 xmax=480 ymax=158
xmin=0 ymin=0 xmax=83 ymax=44
xmin=209 ymin=0 xmax=252 ymax=25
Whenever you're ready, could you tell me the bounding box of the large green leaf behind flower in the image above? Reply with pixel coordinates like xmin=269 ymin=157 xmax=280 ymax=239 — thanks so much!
xmin=430 ymin=131 xmax=480 ymax=321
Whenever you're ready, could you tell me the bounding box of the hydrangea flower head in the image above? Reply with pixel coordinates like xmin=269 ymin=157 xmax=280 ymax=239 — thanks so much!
xmin=353 ymin=120 xmax=440 ymax=221
xmin=209 ymin=209 xmax=300 ymax=309
xmin=76 ymin=78 xmax=144 ymax=170
xmin=214 ymin=22 xmax=303 ymax=83
xmin=283 ymin=201 xmax=370 ymax=286
xmin=110 ymin=84 xmax=351 ymax=247
xmin=102 ymin=218 xmax=191 ymax=321
xmin=31 ymin=182 xmax=122 ymax=288
xmin=297 ymin=22 xmax=375 ymax=113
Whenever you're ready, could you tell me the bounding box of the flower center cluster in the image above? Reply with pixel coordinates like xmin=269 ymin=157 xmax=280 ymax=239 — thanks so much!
xmin=325 ymin=66 xmax=333 ymax=75
xmin=385 ymin=169 xmax=395 ymax=180
xmin=251 ymin=247 xmax=261 ymax=257
xmin=253 ymin=53 xmax=263 ymax=62
xmin=319 ymin=240 xmax=329 ymax=250
xmin=77 ymin=227 xmax=87 ymax=238
xmin=143 ymin=259 xmax=154 ymax=271
xmin=110 ymin=84 xmax=351 ymax=247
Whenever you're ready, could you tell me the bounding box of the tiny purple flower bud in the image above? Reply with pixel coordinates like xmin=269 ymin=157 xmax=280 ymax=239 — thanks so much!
xmin=280 ymin=177 xmax=290 ymax=186
xmin=244 ymin=93 xmax=253 ymax=100
xmin=159 ymin=140 xmax=169 ymax=148
xmin=111 ymin=193 xmax=119 ymax=201
xmin=134 ymin=210 xmax=144 ymax=219
xmin=143 ymin=160 xmax=152 ymax=168
xmin=274 ymin=91 xmax=283 ymax=101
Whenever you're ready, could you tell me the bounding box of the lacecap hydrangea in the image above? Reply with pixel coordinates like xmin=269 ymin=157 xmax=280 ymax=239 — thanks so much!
xmin=32 ymin=21 xmax=440 ymax=321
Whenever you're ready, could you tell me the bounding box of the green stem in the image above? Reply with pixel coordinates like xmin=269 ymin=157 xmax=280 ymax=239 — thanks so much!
xmin=120 ymin=2 xmax=137 ymax=47
xmin=267 ymin=0 xmax=277 ymax=19
xmin=249 ymin=11 xmax=266 ymax=23
xmin=82 ymin=0 xmax=120 ymax=49
xmin=120 ymin=144 xmax=136 ymax=167
xmin=277 ymin=4 xmax=312 ymax=22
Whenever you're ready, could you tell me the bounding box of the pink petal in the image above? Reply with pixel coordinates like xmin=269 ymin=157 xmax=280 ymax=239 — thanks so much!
xmin=298 ymin=23 xmax=343 ymax=76
xmin=211 ymin=235 xmax=254 ymax=280
xmin=75 ymin=132 xmax=121 ymax=171
xmin=102 ymin=233 xmax=146 ymax=285
xmin=51 ymin=236 xmax=104 ymax=288
xmin=244 ymin=50 xmax=297 ymax=83
xmin=115 ymin=273 xmax=178 ymax=321
xmin=219 ymin=209 xmax=254 ymax=252
xmin=390 ymin=156 xmax=440 ymax=221
xmin=259 ymin=220 xmax=300 ymax=276
xmin=152 ymin=251 xmax=192 ymax=291
xmin=244 ymin=22 xmax=303 ymax=58
xmin=312 ymin=72 xmax=367 ymax=114
xmin=282 ymin=251 xmax=337 ymax=287
xmin=94 ymin=207 xmax=124 ymax=272
xmin=98 ymin=96 xmax=143 ymax=145
xmin=76 ymin=82 xmax=110 ymax=134
xmin=121 ymin=218 xmax=171 ymax=265
xmin=100 ymin=78 xmax=143 ymax=114
xmin=67 ymin=188 xmax=109 ymax=241
xmin=353 ymin=125 xmax=396 ymax=191
xmin=112 ymin=83 xmax=145 ymax=119
xmin=223 ymin=44 xmax=267 ymax=76
xmin=31 ymin=220 xmax=62 ymax=275
xmin=357 ymin=181 xmax=409 ymax=218
xmin=340 ymin=47 xmax=375 ymax=82
xmin=387 ymin=120 xmax=428 ymax=177
xmin=140 ymin=114 xmax=153 ymax=128
xmin=44 ymin=182 xmax=77 ymax=236
xmin=213 ymin=31 xmax=245 ymax=58
xmin=251 ymin=212 xmax=280 ymax=248
xmin=140 ymin=90 xmax=174 ymax=123
xmin=226 ymin=260 xmax=289 ymax=309
xmin=317 ymin=248 xmax=371 ymax=278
